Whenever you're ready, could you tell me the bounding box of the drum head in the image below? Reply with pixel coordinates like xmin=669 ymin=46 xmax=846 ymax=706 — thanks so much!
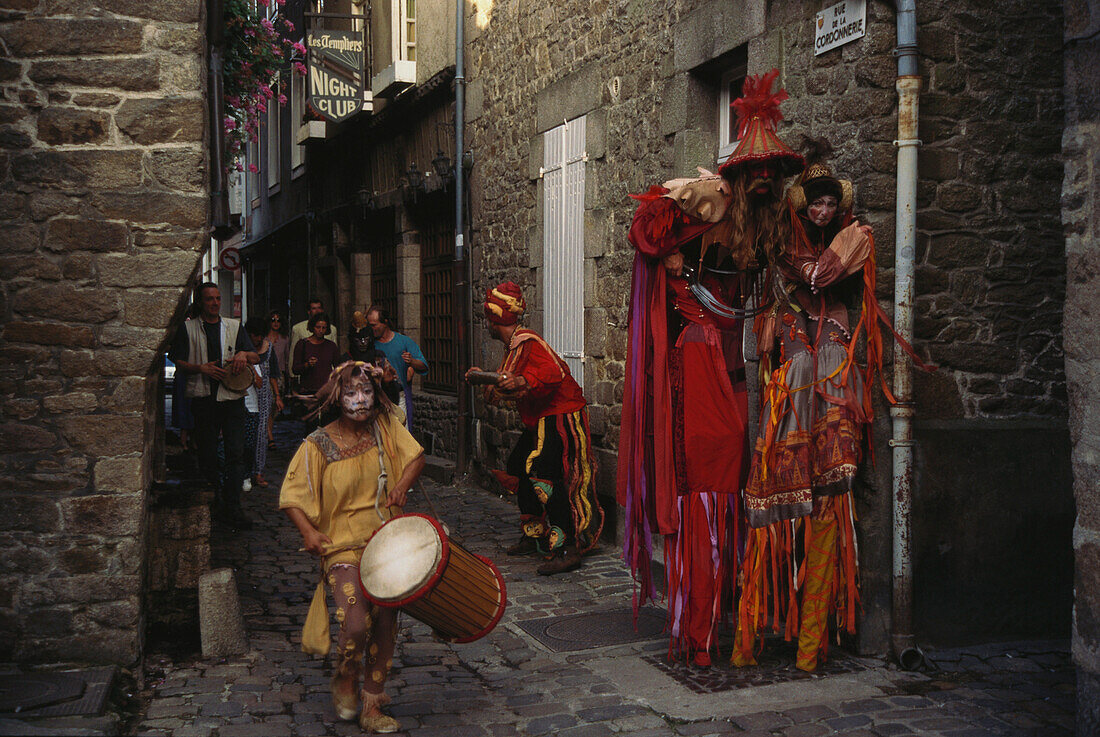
xmin=359 ymin=515 xmax=443 ymax=603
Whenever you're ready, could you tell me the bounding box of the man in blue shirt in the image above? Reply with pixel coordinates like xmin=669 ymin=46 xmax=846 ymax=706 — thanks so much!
xmin=367 ymin=305 xmax=428 ymax=431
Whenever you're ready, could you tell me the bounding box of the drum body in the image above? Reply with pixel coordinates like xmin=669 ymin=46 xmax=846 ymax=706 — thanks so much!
xmin=359 ymin=514 xmax=506 ymax=643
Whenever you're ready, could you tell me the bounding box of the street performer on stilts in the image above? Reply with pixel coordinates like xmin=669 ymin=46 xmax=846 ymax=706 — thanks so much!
xmin=468 ymin=281 xmax=605 ymax=576
xmin=732 ymin=157 xmax=934 ymax=671
xmin=618 ymin=70 xmax=803 ymax=665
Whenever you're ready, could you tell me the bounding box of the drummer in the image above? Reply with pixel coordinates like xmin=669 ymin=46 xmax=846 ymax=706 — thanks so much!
xmin=279 ymin=361 xmax=425 ymax=734
xmin=466 ymin=282 xmax=604 ymax=575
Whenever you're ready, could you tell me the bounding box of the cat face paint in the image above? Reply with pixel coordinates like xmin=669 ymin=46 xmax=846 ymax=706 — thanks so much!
xmin=340 ymin=377 xmax=375 ymax=421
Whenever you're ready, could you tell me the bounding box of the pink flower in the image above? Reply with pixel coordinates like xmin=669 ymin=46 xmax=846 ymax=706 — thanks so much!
xmin=257 ymin=100 xmax=267 ymax=113
xmin=293 ymin=61 xmax=307 ymax=76
xmin=260 ymin=84 xmax=274 ymax=99
xmin=261 ymin=17 xmax=274 ymax=32
xmin=248 ymin=163 xmax=259 ymax=173
xmin=236 ymin=162 xmax=245 ymax=172
xmin=292 ymin=41 xmax=306 ymax=56
xmin=224 ymin=116 xmax=237 ymax=131
xmin=283 ymin=19 xmax=294 ymax=31
xmin=277 ymin=93 xmax=287 ymax=105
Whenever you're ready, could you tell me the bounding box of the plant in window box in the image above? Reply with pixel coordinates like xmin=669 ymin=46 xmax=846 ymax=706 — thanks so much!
xmin=223 ymin=0 xmax=306 ymax=172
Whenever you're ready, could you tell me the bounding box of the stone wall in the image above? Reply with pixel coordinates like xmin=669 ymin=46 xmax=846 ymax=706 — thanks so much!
xmin=1063 ymin=0 xmax=1100 ymax=731
xmin=412 ymin=390 xmax=458 ymax=458
xmin=466 ymin=0 xmax=1070 ymax=651
xmin=0 ymin=0 xmax=207 ymax=663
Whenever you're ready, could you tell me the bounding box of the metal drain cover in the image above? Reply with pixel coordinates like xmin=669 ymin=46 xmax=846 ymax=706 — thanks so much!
xmin=516 ymin=607 xmax=666 ymax=652
xmin=0 ymin=673 xmax=84 ymax=713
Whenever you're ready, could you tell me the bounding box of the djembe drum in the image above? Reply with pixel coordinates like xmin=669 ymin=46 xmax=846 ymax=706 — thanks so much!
xmin=358 ymin=514 xmax=506 ymax=643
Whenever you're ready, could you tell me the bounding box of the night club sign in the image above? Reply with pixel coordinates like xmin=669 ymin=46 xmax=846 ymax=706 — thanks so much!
xmin=306 ymin=28 xmax=365 ymax=123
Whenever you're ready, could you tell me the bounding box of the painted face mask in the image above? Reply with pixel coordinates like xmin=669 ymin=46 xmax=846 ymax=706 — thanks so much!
xmin=340 ymin=378 xmax=375 ymax=421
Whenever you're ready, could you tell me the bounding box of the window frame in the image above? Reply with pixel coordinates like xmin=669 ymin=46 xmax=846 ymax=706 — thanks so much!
xmin=291 ymin=61 xmax=306 ymax=176
xmin=717 ymin=66 xmax=747 ymax=165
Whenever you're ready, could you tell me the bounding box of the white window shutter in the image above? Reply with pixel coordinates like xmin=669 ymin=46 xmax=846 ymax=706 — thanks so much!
xmin=542 ymin=116 xmax=586 ymax=387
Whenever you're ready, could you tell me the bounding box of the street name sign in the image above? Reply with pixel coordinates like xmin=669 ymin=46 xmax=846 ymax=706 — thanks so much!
xmin=815 ymin=0 xmax=866 ymax=56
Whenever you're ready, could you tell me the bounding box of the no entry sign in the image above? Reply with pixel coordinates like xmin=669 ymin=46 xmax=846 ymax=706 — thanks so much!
xmin=219 ymin=246 xmax=241 ymax=271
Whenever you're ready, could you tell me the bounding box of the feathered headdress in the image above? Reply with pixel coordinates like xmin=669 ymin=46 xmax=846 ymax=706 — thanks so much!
xmin=718 ymin=68 xmax=804 ymax=177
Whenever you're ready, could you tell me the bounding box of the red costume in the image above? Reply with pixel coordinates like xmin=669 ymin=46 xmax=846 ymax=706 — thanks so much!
xmin=618 ymin=71 xmax=803 ymax=664
xmin=483 ymin=284 xmax=604 ymax=572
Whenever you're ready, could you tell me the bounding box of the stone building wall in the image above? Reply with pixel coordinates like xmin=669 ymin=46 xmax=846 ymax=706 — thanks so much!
xmin=466 ymin=0 xmax=1070 ymax=650
xmin=0 ymin=1 xmax=207 ymax=663
xmin=1064 ymin=0 xmax=1100 ymax=730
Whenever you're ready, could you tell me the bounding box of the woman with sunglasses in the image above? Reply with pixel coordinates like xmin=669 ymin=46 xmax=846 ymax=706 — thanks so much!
xmin=266 ymin=309 xmax=290 ymax=448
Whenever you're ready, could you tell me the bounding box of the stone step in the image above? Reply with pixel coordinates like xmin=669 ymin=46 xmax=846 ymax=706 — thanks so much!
xmin=422 ymin=454 xmax=455 ymax=484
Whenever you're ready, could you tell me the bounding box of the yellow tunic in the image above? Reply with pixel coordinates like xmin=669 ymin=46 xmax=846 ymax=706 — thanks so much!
xmin=279 ymin=411 xmax=424 ymax=654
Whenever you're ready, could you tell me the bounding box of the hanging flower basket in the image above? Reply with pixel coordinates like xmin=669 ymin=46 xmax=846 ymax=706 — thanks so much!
xmin=222 ymin=0 xmax=306 ymax=171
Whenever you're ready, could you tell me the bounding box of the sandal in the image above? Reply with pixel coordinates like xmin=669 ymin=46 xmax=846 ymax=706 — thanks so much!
xmin=253 ymin=474 xmax=269 ymax=487
xmin=360 ymin=691 xmax=399 ymax=734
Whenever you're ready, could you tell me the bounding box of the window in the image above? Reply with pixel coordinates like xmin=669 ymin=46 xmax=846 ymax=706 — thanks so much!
xmin=401 ymin=0 xmax=416 ymax=62
xmin=717 ymin=65 xmax=747 ymax=164
xmin=266 ymin=72 xmax=280 ymax=191
xmin=371 ymin=239 xmax=398 ymax=328
xmin=541 ymin=115 xmax=586 ymax=387
xmin=291 ymin=65 xmax=305 ymax=173
xmin=420 ymin=209 xmax=455 ymax=394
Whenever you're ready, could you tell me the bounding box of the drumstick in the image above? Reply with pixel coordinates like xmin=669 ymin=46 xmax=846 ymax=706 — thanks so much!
xmin=465 ymin=370 xmax=501 ymax=385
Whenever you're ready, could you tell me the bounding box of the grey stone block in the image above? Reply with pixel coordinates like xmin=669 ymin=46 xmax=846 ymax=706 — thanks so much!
xmin=536 ymin=61 xmax=605 ymax=134
xmin=528 ymin=135 xmax=543 ymax=181
xmin=198 ymin=568 xmax=247 ymax=658
xmin=673 ymin=129 xmax=718 ymax=177
xmin=661 ymin=74 xmax=716 ymax=138
xmin=673 ymin=0 xmax=761 ymax=74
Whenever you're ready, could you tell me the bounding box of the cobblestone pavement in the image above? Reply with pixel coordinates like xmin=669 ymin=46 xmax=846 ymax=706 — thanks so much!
xmin=135 ymin=420 xmax=1076 ymax=736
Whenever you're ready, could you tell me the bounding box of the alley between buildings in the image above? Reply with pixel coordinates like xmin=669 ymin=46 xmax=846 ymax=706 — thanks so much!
xmin=133 ymin=421 xmax=1075 ymax=737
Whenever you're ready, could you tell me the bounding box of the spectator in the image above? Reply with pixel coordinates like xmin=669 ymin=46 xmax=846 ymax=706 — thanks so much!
xmin=341 ymin=310 xmax=403 ymax=408
xmin=293 ymin=312 xmax=339 ymax=397
xmin=246 ymin=316 xmax=283 ymax=488
xmin=170 ymin=301 xmax=200 ymax=451
xmin=168 ymin=282 xmax=258 ymax=530
xmin=367 ymin=305 xmax=428 ymax=431
xmin=289 ymin=297 xmax=338 ymax=383
xmin=242 ymin=360 xmax=262 ymax=493
xmin=266 ymin=310 xmax=290 ymax=415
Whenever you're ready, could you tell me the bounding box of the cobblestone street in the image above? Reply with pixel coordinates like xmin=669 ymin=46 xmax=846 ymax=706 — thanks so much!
xmin=134 ymin=421 xmax=1076 ymax=736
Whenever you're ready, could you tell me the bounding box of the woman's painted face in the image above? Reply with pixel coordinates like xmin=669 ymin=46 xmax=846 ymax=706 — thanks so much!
xmin=340 ymin=377 xmax=374 ymax=421
xmin=312 ymin=321 xmax=329 ymax=339
xmin=808 ymin=195 xmax=839 ymax=227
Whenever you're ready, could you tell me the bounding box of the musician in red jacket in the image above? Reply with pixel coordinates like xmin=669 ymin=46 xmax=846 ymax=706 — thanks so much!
xmin=467 ymin=282 xmax=604 ymax=575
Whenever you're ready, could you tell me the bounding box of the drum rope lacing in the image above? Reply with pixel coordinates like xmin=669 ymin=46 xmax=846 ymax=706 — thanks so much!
xmin=372 ymin=416 xmax=456 ymax=542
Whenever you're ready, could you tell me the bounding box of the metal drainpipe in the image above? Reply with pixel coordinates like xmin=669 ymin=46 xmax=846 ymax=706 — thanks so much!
xmin=891 ymin=0 xmax=925 ymax=672
xmin=208 ymin=0 xmax=231 ymax=240
xmin=454 ymin=0 xmax=470 ymax=477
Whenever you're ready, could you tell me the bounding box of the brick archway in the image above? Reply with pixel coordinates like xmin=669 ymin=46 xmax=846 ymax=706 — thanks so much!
xmin=0 ymin=2 xmax=208 ymax=664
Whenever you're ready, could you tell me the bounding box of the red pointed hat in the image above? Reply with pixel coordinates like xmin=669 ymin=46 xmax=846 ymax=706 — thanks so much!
xmin=718 ymin=69 xmax=804 ymax=178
